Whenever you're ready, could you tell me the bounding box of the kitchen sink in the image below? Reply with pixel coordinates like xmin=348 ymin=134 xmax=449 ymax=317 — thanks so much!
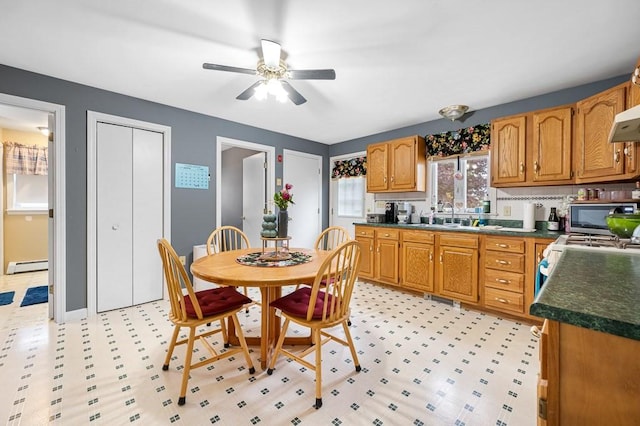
xmin=405 ymin=223 xmax=480 ymax=230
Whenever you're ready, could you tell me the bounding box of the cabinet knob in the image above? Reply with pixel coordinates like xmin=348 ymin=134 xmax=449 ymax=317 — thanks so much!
xmin=533 ymin=161 xmax=539 ymax=174
xmin=496 ymin=243 xmax=509 ymax=248
xmin=615 ymin=149 xmax=621 ymax=163
xmin=429 ymin=252 xmax=433 ymax=262
xmin=496 ymin=278 xmax=511 ymax=284
xmin=519 ymin=162 xmax=525 ymax=174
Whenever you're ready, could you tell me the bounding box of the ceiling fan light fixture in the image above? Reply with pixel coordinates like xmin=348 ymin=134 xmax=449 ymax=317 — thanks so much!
xmin=439 ymin=105 xmax=469 ymax=121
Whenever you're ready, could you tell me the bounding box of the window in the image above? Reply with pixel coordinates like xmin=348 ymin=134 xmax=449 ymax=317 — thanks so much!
xmin=430 ymin=153 xmax=489 ymax=212
xmin=7 ymin=173 xmax=48 ymax=213
xmin=337 ymin=176 xmax=365 ymax=217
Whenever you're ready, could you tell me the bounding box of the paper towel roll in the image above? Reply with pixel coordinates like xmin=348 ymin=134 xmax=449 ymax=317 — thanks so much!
xmin=523 ymin=202 xmax=535 ymax=230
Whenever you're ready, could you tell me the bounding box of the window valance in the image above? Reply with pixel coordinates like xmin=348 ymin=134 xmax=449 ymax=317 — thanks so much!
xmin=425 ymin=123 xmax=491 ymax=157
xmin=332 ymin=156 xmax=366 ymax=179
xmin=4 ymin=142 xmax=48 ymax=175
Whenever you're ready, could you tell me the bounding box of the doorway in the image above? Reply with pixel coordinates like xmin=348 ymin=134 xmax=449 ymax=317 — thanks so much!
xmin=216 ymin=137 xmax=275 ymax=248
xmin=0 ymin=93 xmax=65 ymax=322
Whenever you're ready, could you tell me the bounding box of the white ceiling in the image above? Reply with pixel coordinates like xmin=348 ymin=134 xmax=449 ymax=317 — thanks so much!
xmin=1 ymin=0 xmax=639 ymax=144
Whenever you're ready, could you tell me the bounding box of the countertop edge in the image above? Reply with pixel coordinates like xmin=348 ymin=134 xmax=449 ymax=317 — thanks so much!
xmin=354 ymin=222 xmax=560 ymax=239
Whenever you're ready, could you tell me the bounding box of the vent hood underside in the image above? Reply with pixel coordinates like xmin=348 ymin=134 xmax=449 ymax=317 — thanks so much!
xmin=609 ymin=104 xmax=640 ymax=143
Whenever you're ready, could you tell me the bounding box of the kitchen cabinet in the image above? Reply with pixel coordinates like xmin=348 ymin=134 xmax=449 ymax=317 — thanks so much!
xmin=401 ymin=230 xmax=435 ymax=293
xmin=575 ymin=83 xmax=627 ymax=182
xmin=624 ymin=78 xmax=640 ymax=177
xmin=375 ymin=228 xmax=400 ymax=285
xmin=531 ymin=106 xmax=574 ymax=184
xmin=491 ymin=106 xmax=574 ymax=187
xmin=537 ymin=319 xmax=640 ymax=425
xmin=483 ymin=236 xmax=526 ymax=315
xmin=437 ymin=233 xmax=479 ymax=303
xmin=354 ymin=226 xmax=374 ymax=279
xmin=491 ymin=115 xmax=526 ymax=186
xmin=366 ymin=135 xmax=426 ymax=192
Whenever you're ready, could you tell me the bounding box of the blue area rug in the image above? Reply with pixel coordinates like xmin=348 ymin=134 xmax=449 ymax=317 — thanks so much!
xmin=0 ymin=291 xmax=15 ymax=306
xmin=20 ymin=285 xmax=48 ymax=307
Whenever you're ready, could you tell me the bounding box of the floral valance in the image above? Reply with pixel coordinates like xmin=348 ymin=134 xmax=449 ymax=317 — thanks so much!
xmin=425 ymin=123 xmax=491 ymax=157
xmin=3 ymin=142 xmax=48 ymax=175
xmin=332 ymin=156 xmax=366 ymax=179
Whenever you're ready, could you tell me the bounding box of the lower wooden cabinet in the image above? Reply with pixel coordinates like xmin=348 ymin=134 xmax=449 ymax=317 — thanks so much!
xmin=437 ymin=233 xmax=479 ymax=302
xmin=375 ymin=229 xmax=400 ymax=285
xmin=354 ymin=226 xmax=374 ymax=279
xmin=401 ymin=230 xmax=435 ymax=293
xmin=538 ymin=319 xmax=640 ymax=425
xmin=483 ymin=236 xmax=526 ymax=314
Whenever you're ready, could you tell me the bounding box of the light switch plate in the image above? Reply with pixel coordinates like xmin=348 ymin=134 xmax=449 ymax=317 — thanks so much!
xmin=503 ymin=205 xmax=512 ymax=216
xmin=276 ymin=178 xmax=282 ymax=186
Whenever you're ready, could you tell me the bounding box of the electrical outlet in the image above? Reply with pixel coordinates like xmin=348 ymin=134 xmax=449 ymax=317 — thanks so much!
xmin=179 ymin=255 xmax=186 ymax=265
xmin=503 ymin=205 xmax=512 ymax=216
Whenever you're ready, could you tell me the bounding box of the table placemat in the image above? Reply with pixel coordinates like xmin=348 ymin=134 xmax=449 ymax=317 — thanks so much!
xmin=236 ymin=251 xmax=312 ymax=267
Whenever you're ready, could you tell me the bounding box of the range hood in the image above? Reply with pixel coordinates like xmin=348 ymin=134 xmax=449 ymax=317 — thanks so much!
xmin=609 ymin=104 xmax=640 ymax=142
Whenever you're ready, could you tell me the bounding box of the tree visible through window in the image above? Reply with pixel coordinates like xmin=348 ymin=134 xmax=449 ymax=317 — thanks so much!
xmin=431 ymin=154 xmax=489 ymax=211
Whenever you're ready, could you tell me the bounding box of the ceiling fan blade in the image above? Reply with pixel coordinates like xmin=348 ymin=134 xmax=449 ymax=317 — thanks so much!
xmin=261 ymin=39 xmax=281 ymax=69
xmin=280 ymin=81 xmax=307 ymax=105
xmin=203 ymin=63 xmax=257 ymax=76
xmin=288 ymin=69 xmax=336 ymax=80
xmin=236 ymin=81 xmax=264 ymax=101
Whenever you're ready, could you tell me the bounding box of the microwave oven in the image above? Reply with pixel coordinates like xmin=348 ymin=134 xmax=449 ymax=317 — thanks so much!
xmin=568 ymin=202 xmax=639 ymax=236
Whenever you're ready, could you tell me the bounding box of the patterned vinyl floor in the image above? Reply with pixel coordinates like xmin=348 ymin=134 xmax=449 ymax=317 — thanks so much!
xmin=0 ymin=271 xmax=539 ymax=425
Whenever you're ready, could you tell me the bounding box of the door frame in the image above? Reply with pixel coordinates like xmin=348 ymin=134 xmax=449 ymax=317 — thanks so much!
xmin=87 ymin=111 xmax=171 ymax=317
xmin=216 ymin=136 xmax=275 ymax=228
xmin=0 ymin=93 xmax=66 ymax=322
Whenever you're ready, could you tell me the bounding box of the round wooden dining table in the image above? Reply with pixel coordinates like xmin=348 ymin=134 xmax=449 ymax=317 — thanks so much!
xmin=191 ymin=247 xmax=331 ymax=369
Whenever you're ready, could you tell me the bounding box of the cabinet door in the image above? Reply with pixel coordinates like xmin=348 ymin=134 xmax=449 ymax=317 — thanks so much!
xmin=402 ymin=242 xmax=434 ymax=292
xmin=491 ymin=116 xmax=527 ymax=185
xmin=376 ymin=238 xmax=399 ymax=285
xmin=389 ymin=137 xmax=417 ymax=190
xmin=532 ymin=106 xmax=573 ymax=183
xmin=575 ymin=84 xmax=626 ymax=181
xmin=366 ymin=142 xmax=388 ymax=192
xmin=355 ymin=236 xmax=374 ymax=279
xmin=438 ymin=245 xmax=478 ymax=302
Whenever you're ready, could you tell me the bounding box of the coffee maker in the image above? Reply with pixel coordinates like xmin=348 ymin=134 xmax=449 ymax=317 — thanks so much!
xmin=384 ymin=202 xmax=398 ymax=223
xmin=397 ymin=202 xmax=412 ymax=224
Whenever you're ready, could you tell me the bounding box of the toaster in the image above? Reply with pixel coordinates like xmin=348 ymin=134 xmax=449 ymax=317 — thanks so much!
xmin=366 ymin=213 xmax=385 ymax=223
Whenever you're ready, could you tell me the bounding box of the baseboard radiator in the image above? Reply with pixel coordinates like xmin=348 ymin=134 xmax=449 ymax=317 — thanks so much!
xmin=6 ymin=259 xmax=48 ymax=274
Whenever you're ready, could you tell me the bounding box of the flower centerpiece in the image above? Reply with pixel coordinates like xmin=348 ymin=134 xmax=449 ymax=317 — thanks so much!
xmin=274 ymin=183 xmax=295 ymax=211
xmin=274 ymin=183 xmax=294 ymax=238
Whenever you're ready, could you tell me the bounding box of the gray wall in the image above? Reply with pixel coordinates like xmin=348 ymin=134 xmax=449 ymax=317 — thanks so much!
xmin=329 ymin=75 xmax=630 ymax=156
xmin=0 ymin=64 xmax=328 ymax=312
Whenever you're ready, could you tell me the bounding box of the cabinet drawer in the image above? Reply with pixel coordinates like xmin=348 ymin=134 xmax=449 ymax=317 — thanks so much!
xmin=355 ymin=227 xmax=375 ymax=238
xmin=485 ymin=287 xmax=524 ymax=314
xmin=484 ymin=268 xmax=524 ymax=292
xmin=485 ymin=236 xmax=525 ymax=253
xmin=376 ymin=229 xmax=399 ymax=240
xmin=484 ymin=250 xmax=525 ymax=273
xmin=438 ymin=233 xmax=478 ymax=249
xmin=402 ymin=230 xmax=434 ymax=244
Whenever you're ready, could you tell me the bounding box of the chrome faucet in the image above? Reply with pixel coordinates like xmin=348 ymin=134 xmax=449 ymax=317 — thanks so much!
xmin=442 ymin=201 xmax=455 ymax=224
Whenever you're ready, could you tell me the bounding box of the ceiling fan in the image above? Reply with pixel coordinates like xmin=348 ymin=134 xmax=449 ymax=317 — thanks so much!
xmin=202 ymin=39 xmax=336 ymax=105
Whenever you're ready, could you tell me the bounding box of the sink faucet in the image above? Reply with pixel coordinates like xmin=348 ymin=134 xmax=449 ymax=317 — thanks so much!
xmin=442 ymin=201 xmax=455 ymax=224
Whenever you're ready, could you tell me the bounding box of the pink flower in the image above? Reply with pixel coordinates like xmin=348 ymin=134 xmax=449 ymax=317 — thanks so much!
xmin=285 ymin=183 xmax=293 ymax=190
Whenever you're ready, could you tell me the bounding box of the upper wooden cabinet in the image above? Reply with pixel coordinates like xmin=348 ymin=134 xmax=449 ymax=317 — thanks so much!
xmin=491 ymin=106 xmax=574 ymax=187
xmin=575 ymin=83 xmax=627 ymax=182
xmin=366 ymin=135 xmax=426 ymax=192
xmin=532 ymin=106 xmax=574 ymax=183
xmin=491 ymin=115 xmax=526 ymax=186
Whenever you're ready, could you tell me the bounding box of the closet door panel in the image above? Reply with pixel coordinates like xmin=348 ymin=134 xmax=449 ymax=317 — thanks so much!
xmin=97 ymin=123 xmax=133 ymax=312
xmin=132 ymin=129 xmax=164 ymax=305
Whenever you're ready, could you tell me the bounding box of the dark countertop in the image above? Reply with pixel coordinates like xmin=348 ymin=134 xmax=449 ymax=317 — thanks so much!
xmin=354 ymin=222 xmax=560 ymax=239
xmin=530 ymin=249 xmax=640 ymax=341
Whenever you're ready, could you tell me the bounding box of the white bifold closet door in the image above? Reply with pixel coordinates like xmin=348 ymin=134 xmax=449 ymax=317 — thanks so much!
xmin=96 ymin=122 xmax=164 ymax=312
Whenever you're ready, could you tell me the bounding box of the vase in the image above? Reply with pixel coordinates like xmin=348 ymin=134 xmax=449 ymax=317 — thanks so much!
xmin=277 ymin=210 xmax=288 ymax=238
xmin=261 ymin=213 xmax=277 ymax=238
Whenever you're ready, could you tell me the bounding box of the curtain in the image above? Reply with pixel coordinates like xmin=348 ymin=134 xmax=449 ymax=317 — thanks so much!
xmin=4 ymin=142 xmax=48 ymax=175
xmin=332 ymin=156 xmax=366 ymax=179
xmin=425 ymin=123 xmax=491 ymax=157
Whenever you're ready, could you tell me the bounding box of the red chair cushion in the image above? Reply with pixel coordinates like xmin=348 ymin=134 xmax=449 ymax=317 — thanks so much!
xmin=270 ymin=287 xmax=334 ymax=319
xmin=184 ymin=287 xmax=252 ymax=318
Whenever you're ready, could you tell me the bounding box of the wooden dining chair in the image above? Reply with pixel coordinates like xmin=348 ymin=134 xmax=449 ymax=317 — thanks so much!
xmin=206 ymin=226 xmax=256 ymax=308
xmin=314 ymin=225 xmax=351 ymax=251
xmin=157 ymin=238 xmax=255 ymax=406
xmin=266 ymin=240 xmax=362 ymax=409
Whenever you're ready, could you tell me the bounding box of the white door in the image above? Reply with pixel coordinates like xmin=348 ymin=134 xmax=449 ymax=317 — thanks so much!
xmin=242 ymin=152 xmax=266 ymax=248
xmin=47 ymin=113 xmax=54 ymax=318
xmin=96 ymin=123 xmax=163 ymax=312
xmin=283 ymin=150 xmax=322 ymax=248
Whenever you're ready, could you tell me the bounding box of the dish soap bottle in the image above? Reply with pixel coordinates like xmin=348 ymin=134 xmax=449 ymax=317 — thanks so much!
xmin=547 ymin=207 xmax=559 ymax=231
